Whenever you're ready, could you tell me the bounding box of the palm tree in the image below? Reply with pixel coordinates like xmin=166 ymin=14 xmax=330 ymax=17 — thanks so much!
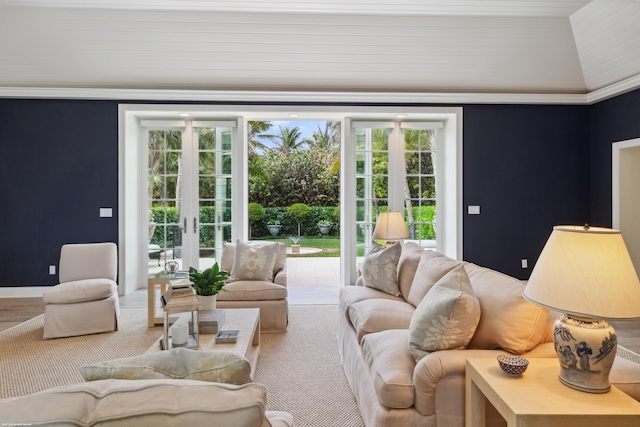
xmin=247 ymin=121 xmax=273 ymax=182
xmin=268 ymin=125 xmax=310 ymax=154
xmin=247 ymin=121 xmax=272 ymax=156
xmin=309 ymin=121 xmax=340 ymax=150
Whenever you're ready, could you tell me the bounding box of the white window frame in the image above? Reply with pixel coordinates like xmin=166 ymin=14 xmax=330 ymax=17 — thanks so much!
xmin=119 ymin=104 xmax=461 ymax=294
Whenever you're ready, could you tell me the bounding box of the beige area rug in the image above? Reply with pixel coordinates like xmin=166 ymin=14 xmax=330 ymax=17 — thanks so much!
xmin=0 ymin=308 xmax=163 ymax=399
xmin=0 ymin=305 xmax=364 ymax=427
xmin=255 ymin=305 xmax=364 ymax=427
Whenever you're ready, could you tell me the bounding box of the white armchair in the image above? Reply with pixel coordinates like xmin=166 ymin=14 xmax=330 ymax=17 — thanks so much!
xmin=42 ymin=242 xmax=119 ymax=339
xmin=217 ymin=241 xmax=288 ymax=333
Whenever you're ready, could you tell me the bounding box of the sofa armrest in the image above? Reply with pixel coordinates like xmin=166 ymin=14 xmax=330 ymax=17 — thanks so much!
xmin=413 ymin=349 xmax=503 ymax=416
xmin=274 ymin=266 xmax=287 ymax=287
xmin=412 ymin=344 xmax=557 ymax=416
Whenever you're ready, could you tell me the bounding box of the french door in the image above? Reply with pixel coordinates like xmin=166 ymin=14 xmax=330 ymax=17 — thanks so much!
xmin=352 ymin=121 xmax=442 ymax=258
xmin=144 ymin=120 xmax=235 ymax=274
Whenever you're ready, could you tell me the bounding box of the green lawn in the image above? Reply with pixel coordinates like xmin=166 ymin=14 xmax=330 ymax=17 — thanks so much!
xmin=252 ymin=236 xmax=340 ymax=257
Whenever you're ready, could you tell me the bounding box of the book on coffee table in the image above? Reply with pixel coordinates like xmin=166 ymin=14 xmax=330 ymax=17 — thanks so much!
xmin=215 ymin=330 xmax=239 ymax=344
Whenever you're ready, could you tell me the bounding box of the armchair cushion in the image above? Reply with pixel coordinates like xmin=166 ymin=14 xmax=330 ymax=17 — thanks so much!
xmin=230 ymin=240 xmax=279 ymax=281
xmin=408 ymin=265 xmax=481 ymax=362
xmin=222 ymin=241 xmax=286 ymax=281
xmin=217 ymin=280 xmax=288 ymax=301
xmin=42 ymin=279 xmax=117 ymax=304
xmin=79 ymin=348 xmax=251 ymax=385
xmin=361 ymin=242 xmax=402 ymax=296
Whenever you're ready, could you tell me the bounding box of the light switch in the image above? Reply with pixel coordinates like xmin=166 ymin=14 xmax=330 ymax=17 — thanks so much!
xmin=49 ymin=265 xmax=56 ymax=275
xmin=468 ymin=205 xmax=480 ymax=215
xmin=100 ymin=208 xmax=113 ymax=218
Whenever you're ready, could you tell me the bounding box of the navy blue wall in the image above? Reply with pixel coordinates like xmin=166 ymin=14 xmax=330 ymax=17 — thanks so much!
xmin=1 ymin=90 xmax=638 ymax=287
xmin=0 ymin=99 xmax=119 ymax=286
xmin=462 ymin=104 xmax=590 ymax=279
xmin=589 ymin=89 xmax=640 ymax=227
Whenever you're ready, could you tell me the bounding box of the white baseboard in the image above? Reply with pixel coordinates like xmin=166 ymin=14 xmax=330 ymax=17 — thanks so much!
xmin=0 ymin=287 xmax=49 ymax=298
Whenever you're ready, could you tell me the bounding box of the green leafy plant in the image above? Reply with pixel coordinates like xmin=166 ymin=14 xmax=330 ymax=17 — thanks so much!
xmin=267 ymin=219 xmax=281 ymax=225
xmin=188 ymin=264 xmax=228 ymax=296
xmin=288 ymin=203 xmax=311 ymax=237
xmin=317 ymin=219 xmax=332 ymax=225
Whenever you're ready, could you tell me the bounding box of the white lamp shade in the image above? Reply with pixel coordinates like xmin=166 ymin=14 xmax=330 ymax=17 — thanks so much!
xmin=523 ymin=225 xmax=640 ymax=319
xmin=372 ymin=211 xmax=410 ymax=241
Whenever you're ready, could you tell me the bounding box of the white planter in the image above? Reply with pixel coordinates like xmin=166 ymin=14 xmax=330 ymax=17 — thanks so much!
xmin=197 ymin=294 xmax=217 ymax=310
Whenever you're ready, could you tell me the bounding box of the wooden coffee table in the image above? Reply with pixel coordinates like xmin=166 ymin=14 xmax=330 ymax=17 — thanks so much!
xmin=146 ymin=308 xmax=260 ymax=379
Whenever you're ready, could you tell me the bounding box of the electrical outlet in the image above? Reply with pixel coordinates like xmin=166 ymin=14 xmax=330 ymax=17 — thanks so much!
xmin=49 ymin=265 xmax=56 ymax=275
xmin=521 ymin=259 xmax=528 ymax=269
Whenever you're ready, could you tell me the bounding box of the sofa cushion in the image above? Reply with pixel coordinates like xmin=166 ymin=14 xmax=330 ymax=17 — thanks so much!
xmin=216 ymin=280 xmax=287 ymax=301
xmin=339 ymin=285 xmax=403 ymax=321
xmin=231 ymin=240 xmax=279 ymax=282
xmin=362 ymin=242 xmax=402 ymax=296
xmin=42 ymin=279 xmax=117 ymax=304
xmin=408 ymin=265 xmax=481 ymax=362
xmin=397 ymin=241 xmax=425 ymax=299
xmin=0 ymin=379 xmax=269 ymax=426
xmin=466 ymin=263 xmax=549 ymax=354
xmin=222 ymin=241 xmax=286 ymax=280
xmin=406 ymin=251 xmax=463 ymax=307
xmin=349 ymin=299 xmax=415 ymax=342
xmin=79 ymin=348 xmax=252 ymax=385
xmin=361 ymin=329 xmax=416 ymax=409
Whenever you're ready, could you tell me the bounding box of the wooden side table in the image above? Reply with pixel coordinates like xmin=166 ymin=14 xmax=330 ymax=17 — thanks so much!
xmin=466 ymin=357 xmax=640 ymax=427
xmin=147 ymin=273 xmax=173 ymax=328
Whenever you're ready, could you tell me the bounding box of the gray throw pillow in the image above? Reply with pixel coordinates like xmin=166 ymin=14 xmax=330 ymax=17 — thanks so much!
xmin=362 ymin=242 xmax=402 ymax=296
xmin=230 ymin=240 xmax=278 ymax=281
xmin=408 ymin=264 xmax=481 ymax=362
xmin=80 ymin=348 xmax=252 ymax=385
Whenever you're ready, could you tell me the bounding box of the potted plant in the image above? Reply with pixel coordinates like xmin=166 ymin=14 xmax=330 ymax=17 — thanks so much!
xmin=188 ymin=264 xmax=228 ymax=310
xmin=317 ymin=219 xmax=332 ymax=235
xmin=267 ymin=219 xmax=282 ymax=236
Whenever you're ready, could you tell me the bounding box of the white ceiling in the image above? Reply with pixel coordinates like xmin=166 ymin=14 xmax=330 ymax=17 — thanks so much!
xmin=0 ymin=0 xmax=639 ymax=98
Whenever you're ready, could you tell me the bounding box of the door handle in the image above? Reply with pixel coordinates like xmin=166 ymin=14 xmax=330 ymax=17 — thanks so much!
xmin=193 ymin=217 xmax=198 ymax=234
xmin=183 ymin=217 xmax=187 ymax=233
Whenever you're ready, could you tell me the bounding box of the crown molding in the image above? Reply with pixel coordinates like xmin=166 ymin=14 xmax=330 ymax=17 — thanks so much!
xmin=586 ymin=74 xmax=640 ymax=104
xmin=0 ymin=87 xmax=589 ymax=105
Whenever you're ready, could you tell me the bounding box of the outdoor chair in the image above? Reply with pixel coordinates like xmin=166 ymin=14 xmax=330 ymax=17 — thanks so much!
xmin=42 ymin=242 xmax=120 ymax=339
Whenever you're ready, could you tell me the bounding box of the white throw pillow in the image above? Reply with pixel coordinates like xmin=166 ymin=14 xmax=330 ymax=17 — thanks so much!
xmin=230 ymin=240 xmax=279 ymax=281
xmin=362 ymin=242 xmax=402 ymax=296
xmin=408 ymin=264 xmax=481 ymax=362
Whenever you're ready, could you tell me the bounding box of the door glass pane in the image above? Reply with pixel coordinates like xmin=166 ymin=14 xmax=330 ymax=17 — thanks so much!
xmin=148 ymin=130 xmax=184 ymax=275
xmin=355 ymin=128 xmax=390 ymax=258
xmin=404 ymin=129 xmax=437 ymax=249
xmin=196 ymin=127 xmax=233 ymax=270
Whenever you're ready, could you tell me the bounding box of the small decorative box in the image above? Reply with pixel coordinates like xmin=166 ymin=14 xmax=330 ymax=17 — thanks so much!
xmin=215 ymin=330 xmax=239 ymax=344
xmin=189 ymin=309 xmax=225 ymax=335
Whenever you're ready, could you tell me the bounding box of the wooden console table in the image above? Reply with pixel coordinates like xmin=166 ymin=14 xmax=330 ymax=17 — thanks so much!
xmin=466 ymin=357 xmax=640 ymax=427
